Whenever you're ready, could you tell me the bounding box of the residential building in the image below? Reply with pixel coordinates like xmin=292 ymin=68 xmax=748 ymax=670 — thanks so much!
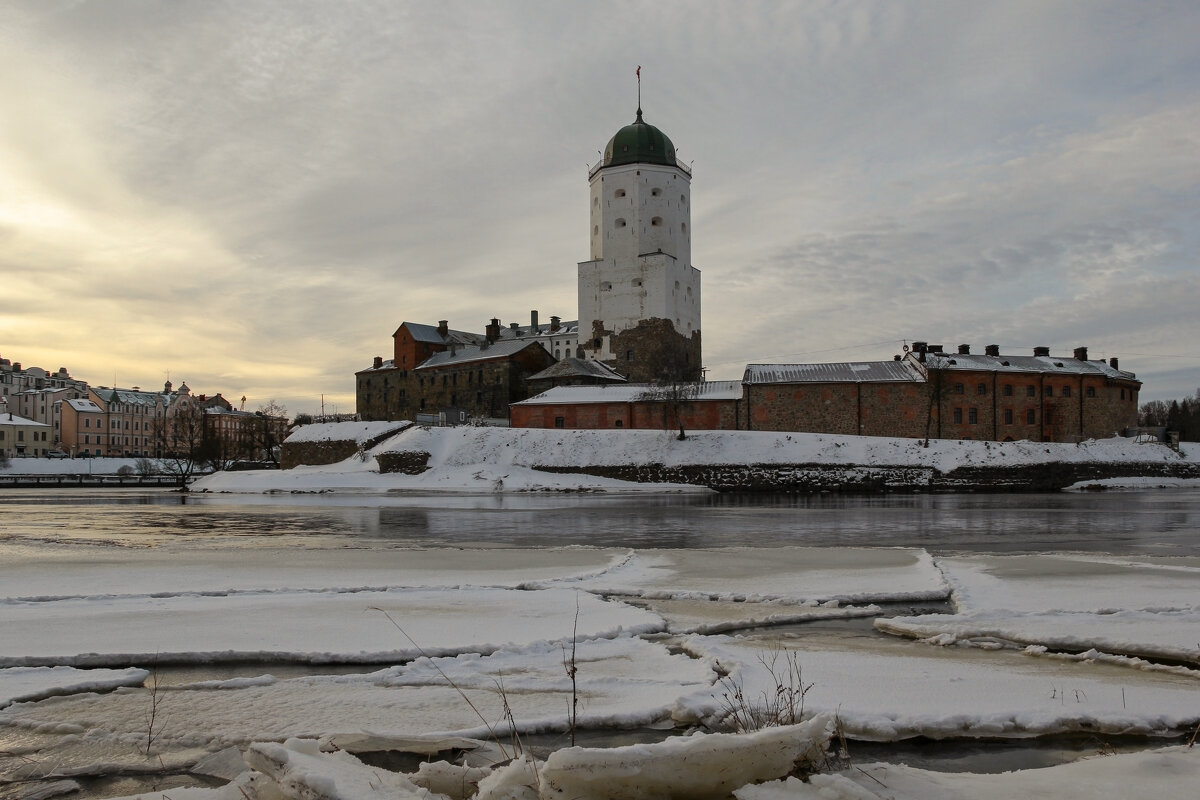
xmin=0 ymin=412 xmax=53 ymax=458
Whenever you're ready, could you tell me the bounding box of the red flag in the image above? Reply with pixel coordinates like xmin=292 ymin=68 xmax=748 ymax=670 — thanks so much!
xmin=636 ymin=66 xmax=641 ymax=81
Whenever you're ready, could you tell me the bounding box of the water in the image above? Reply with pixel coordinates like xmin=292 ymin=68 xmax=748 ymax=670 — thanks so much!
xmin=2 ymin=487 xmax=1199 ymax=554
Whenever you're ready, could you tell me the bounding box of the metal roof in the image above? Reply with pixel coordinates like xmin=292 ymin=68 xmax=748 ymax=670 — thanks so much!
xmin=414 ymin=339 xmax=543 ymax=370
xmin=526 ymin=358 xmax=627 ymax=383
xmin=514 ymin=380 xmax=744 ymax=406
xmin=744 ymin=361 xmax=925 ymax=385
xmin=918 ymin=353 xmax=1138 ymax=381
xmin=400 ymin=322 xmax=485 ymax=346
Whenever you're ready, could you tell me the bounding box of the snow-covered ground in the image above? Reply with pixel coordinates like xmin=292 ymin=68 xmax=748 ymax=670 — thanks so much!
xmin=2 ymin=525 xmax=1199 ymax=799
xmin=191 ymin=424 xmax=1197 ymax=495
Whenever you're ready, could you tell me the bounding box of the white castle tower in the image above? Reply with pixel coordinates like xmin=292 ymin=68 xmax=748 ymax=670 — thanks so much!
xmin=577 ymin=105 xmax=702 ymax=382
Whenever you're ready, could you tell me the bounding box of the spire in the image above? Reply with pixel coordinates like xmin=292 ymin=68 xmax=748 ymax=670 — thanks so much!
xmin=636 ymin=65 xmax=642 ymax=121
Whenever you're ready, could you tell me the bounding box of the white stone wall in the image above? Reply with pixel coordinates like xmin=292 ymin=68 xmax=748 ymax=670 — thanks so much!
xmin=580 ymin=161 xmax=700 ymax=361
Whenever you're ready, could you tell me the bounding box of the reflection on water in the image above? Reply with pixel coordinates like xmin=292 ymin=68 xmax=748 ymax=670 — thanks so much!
xmin=1 ymin=488 xmax=1198 ymax=554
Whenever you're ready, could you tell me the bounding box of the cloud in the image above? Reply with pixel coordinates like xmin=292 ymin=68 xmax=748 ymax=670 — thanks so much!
xmin=2 ymin=1 xmax=1198 ymax=411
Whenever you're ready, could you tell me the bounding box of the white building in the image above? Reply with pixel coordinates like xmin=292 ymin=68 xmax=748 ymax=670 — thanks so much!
xmin=577 ymin=107 xmax=702 ymax=382
xmin=0 ymin=412 xmax=53 ymax=458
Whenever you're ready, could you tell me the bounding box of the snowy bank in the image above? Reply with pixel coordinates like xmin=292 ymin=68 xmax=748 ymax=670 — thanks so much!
xmin=197 ymin=426 xmax=1199 ymax=494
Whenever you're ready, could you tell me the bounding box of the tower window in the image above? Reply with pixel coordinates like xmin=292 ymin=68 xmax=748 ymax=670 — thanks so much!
xmin=614 ymin=189 xmax=626 ymax=198
xmin=651 ymin=216 xmax=663 ymax=226
xmin=593 ymin=225 xmax=598 ymax=236
xmin=632 ymin=279 xmax=643 ymax=287
xmin=615 ymin=218 xmax=627 ymax=228
xmin=600 ymin=281 xmax=612 ymax=291
xmin=681 ymin=222 xmax=687 ymax=234
xmin=651 ymin=188 xmax=661 ymax=196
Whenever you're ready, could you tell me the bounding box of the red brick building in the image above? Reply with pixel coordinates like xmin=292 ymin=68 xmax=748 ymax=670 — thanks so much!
xmin=511 ymin=381 xmax=743 ymax=431
xmin=511 ymin=343 xmax=1141 ymax=443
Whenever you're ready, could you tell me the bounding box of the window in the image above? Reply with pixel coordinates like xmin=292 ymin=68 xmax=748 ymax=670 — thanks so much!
xmin=1026 ymin=385 xmax=1036 ymax=397
xmin=968 ymin=408 xmax=978 ymax=424
xmin=953 ymin=383 xmax=964 ymax=395
xmin=1062 ymin=385 xmax=1071 ymax=397
xmin=1004 ymin=409 xmax=1014 ymax=425
xmin=554 ymin=416 xmax=565 ymax=429
xmin=1086 ymin=386 xmax=1096 ymax=398
xmin=650 ymin=188 xmax=661 ymax=196
xmin=615 ymin=420 xmax=623 ymax=427
xmin=1120 ymin=389 xmax=1126 ymax=400
xmin=85 ymin=418 xmax=90 ymax=428
xmin=1045 ymin=386 xmax=1053 ymax=397
xmin=626 ymin=349 xmax=634 ymax=362
xmin=952 ymin=408 xmax=963 ymax=423
xmin=1003 ymin=384 xmax=1013 ymax=396
xmin=614 ymin=189 xmax=625 ymax=198
xmin=976 ymin=383 xmax=986 ymax=395
xmin=615 ymin=218 xmax=627 ymax=228
xmin=651 ymin=216 xmax=663 ymax=227
xmin=16 ymin=431 xmax=22 ymax=441
xmin=1026 ymin=409 xmax=1036 ymax=424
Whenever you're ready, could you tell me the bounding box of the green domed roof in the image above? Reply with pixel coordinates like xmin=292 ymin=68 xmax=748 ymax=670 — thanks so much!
xmin=602 ymin=109 xmax=677 ymax=168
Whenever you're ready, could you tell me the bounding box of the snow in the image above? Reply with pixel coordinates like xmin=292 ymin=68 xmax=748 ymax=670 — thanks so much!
xmin=0 ymin=666 xmax=148 ymax=708
xmin=874 ymin=554 xmax=1200 ymax=665
xmin=735 ymin=747 xmax=1200 ymax=799
xmin=194 ymin=427 xmax=1190 ymax=495
xmin=284 ymin=421 xmax=410 ymax=445
xmin=0 ymin=586 xmax=664 ymax=667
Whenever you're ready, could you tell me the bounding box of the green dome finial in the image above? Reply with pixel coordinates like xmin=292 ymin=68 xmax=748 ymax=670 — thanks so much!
xmin=601 ymin=107 xmax=677 ymax=169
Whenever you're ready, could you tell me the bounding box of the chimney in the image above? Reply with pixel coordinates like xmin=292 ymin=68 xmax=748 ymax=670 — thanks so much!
xmin=1109 ymin=357 xmax=1119 ymax=369
xmin=531 ymin=310 xmax=539 ymax=332
xmin=957 ymin=344 xmax=970 ymax=355
xmin=509 ymin=322 xmax=520 ymax=331
xmin=1073 ymin=346 xmax=1088 ymax=361
xmin=893 ymin=354 xmax=901 ymax=361
xmin=437 ymin=320 xmax=449 ymax=338
xmin=373 ymin=356 xmax=383 ymax=369
xmin=550 ymin=315 xmax=561 ymax=332
xmin=928 ymin=344 xmax=943 ymax=354
xmin=486 ymin=318 xmax=501 ymax=343
xmin=1033 ymin=346 xmax=1050 ymax=357
xmin=984 ymin=344 xmax=1000 ymax=357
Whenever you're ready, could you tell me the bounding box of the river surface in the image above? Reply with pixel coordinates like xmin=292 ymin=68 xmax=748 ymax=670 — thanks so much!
xmin=2 ymin=487 xmax=1199 ymax=554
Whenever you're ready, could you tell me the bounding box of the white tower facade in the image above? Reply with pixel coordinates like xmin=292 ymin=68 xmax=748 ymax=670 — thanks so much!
xmin=578 ymin=109 xmax=702 ymax=382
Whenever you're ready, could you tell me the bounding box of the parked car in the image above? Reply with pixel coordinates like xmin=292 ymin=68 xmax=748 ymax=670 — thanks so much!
xmin=45 ymin=451 xmax=69 ymax=459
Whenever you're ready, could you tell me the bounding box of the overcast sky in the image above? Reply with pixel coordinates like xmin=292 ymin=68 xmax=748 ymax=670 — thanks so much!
xmin=2 ymin=1 xmax=1198 ymax=415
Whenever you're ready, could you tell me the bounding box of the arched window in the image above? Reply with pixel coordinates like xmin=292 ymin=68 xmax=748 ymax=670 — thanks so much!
xmin=651 ymin=216 xmax=663 ymax=226
xmin=614 ymin=189 xmax=626 ymax=198
xmin=615 ymin=218 xmax=627 ymax=228
xmin=651 ymin=188 xmax=661 ymax=196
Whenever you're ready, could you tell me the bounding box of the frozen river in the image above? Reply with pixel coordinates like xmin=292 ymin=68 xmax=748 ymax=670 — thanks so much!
xmin=2 ymin=487 xmax=1199 ymax=799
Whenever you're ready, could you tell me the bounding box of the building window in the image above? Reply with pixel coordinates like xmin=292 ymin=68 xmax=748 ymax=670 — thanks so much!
xmin=952 ymin=408 xmax=963 ymax=424
xmin=85 ymin=418 xmax=90 ymax=427
xmin=626 ymin=349 xmax=634 ymax=362
xmin=554 ymin=416 xmax=565 ymax=429
xmin=614 ymin=189 xmax=625 ymax=198
xmin=1026 ymin=385 xmax=1036 ymax=397
xmin=615 ymin=218 xmax=627 ymax=228
xmin=1120 ymin=389 xmax=1126 ymax=400
xmin=1004 ymin=409 xmax=1013 ymax=425
xmin=968 ymin=408 xmax=978 ymax=424
xmin=1045 ymin=386 xmax=1053 ymax=397
xmin=1003 ymin=384 xmax=1013 ymax=396
xmin=651 ymin=216 xmax=663 ymax=226
xmin=1027 ymin=409 xmax=1036 ymax=424
xmin=1062 ymin=385 xmax=1071 ymax=397
xmin=615 ymin=420 xmax=623 ymax=427
xmin=976 ymin=383 xmax=986 ymax=395
xmin=952 ymin=383 xmax=964 ymax=395
xmin=1086 ymin=386 xmax=1096 ymax=398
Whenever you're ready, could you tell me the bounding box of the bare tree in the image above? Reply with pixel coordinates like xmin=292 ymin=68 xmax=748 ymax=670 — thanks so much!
xmin=153 ymin=399 xmax=208 ymax=488
xmin=638 ymin=349 xmax=700 ymax=440
xmin=249 ymin=399 xmax=289 ymax=465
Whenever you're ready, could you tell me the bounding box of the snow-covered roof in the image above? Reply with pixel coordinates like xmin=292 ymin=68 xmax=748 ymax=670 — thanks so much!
xmin=918 ymin=352 xmax=1138 ymax=381
xmin=526 ymin=357 xmax=627 ymax=383
xmin=744 ymin=361 xmax=925 ymax=385
xmin=496 ymin=319 xmax=579 ymax=341
xmin=401 ymin=322 xmax=485 ymax=347
xmin=0 ymin=412 xmax=48 ymax=427
xmin=65 ymin=399 xmax=103 ymax=413
xmin=414 ymin=339 xmax=543 ymax=370
xmin=514 ymin=380 xmax=744 ymax=406
xmin=96 ymin=388 xmax=162 ymax=406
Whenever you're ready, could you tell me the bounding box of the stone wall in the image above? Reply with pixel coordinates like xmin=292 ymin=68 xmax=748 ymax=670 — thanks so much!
xmin=280 ymin=423 xmax=412 ymax=469
xmin=375 ymin=450 xmax=432 ymax=475
xmin=532 ymin=459 xmax=1200 ymax=493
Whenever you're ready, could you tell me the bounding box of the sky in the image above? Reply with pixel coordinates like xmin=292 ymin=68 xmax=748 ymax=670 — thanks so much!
xmin=2 ymin=1 xmax=1198 ymax=416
